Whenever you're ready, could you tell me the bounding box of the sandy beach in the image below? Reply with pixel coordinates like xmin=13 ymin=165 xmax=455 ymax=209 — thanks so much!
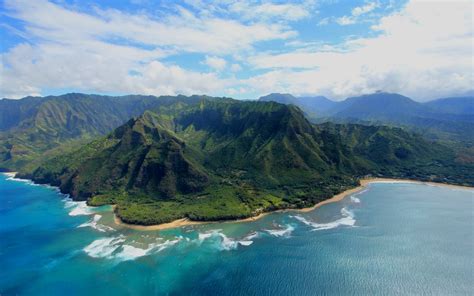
xmin=2 ymin=172 xmax=17 ymax=178
xmin=2 ymin=172 xmax=470 ymax=231
xmin=359 ymin=178 xmax=473 ymax=190
xmin=113 ymin=177 xmax=473 ymax=231
xmin=113 ymin=208 xmax=270 ymax=231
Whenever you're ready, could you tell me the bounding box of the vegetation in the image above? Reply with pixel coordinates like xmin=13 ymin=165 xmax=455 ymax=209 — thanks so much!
xmin=0 ymin=93 xmax=210 ymax=171
xmin=260 ymin=92 xmax=474 ymax=144
xmin=9 ymin=97 xmax=472 ymax=225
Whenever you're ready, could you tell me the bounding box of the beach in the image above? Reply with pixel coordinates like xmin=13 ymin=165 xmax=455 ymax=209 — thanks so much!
xmin=113 ymin=177 xmax=473 ymax=231
xmin=3 ymin=172 xmax=470 ymax=231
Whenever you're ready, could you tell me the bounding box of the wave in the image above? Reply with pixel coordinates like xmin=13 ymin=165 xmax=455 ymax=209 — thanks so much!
xmin=78 ymin=214 xmax=115 ymax=232
xmin=340 ymin=207 xmax=354 ymax=218
xmin=83 ymin=236 xmax=126 ymax=259
xmin=264 ymin=224 xmax=294 ymax=237
xmin=197 ymin=229 xmax=254 ymax=250
xmin=198 ymin=229 xmax=222 ymax=242
xmin=243 ymin=231 xmax=260 ymax=240
xmin=218 ymin=233 xmax=253 ymax=250
xmin=292 ymin=207 xmax=356 ymax=231
xmin=83 ymin=236 xmax=181 ymax=261
xmin=114 ymin=239 xmax=181 ymax=261
xmin=68 ymin=201 xmax=94 ymax=216
xmin=350 ymin=195 xmax=361 ymax=203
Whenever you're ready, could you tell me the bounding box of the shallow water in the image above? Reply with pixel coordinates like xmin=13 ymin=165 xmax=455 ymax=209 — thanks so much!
xmin=1 ymin=174 xmax=473 ymax=295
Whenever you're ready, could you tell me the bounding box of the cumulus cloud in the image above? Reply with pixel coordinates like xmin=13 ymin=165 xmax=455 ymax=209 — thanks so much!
xmin=246 ymin=0 xmax=474 ymax=100
xmin=228 ymin=2 xmax=312 ymax=21
xmin=203 ymin=56 xmax=227 ymax=71
xmin=230 ymin=63 xmax=242 ymax=72
xmin=0 ymin=0 xmax=471 ymax=101
xmin=0 ymin=0 xmax=294 ymax=98
xmin=336 ymin=1 xmax=379 ymax=25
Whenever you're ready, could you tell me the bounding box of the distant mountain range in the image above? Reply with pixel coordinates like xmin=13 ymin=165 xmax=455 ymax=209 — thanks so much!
xmin=1 ymin=93 xmax=472 ymax=226
xmin=259 ymin=92 xmax=474 ymax=143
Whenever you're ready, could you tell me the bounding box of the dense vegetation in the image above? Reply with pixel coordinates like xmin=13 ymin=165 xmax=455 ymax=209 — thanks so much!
xmin=11 ymin=96 xmax=472 ymax=225
xmin=260 ymin=92 xmax=474 ymax=144
xmin=0 ymin=93 xmax=209 ymax=171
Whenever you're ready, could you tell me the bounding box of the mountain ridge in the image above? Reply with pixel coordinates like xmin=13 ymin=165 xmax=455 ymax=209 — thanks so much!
xmin=18 ymin=98 xmax=473 ymax=225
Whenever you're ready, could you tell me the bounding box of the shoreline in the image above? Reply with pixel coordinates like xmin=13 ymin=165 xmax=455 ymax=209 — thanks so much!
xmin=115 ymin=177 xmax=473 ymax=231
xmin=2 ymin=172 xmax=472 ymax=231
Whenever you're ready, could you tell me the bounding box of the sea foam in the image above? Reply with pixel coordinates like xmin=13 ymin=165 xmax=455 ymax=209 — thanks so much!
xmin=78 ymin=214 xmax=115 ymax=232
xmin=114 ymin=239 xmax=181 ymax=261
xmin=197 ymin=229 xmax=255 ymax=250
xmin=83 ymin=236 xmax=126 ymax=259
xmin=83 ymin=236 xmax=181 ymax=261
xmin=264 ymin=224 xmax=294 ymax=237
xmin=292 ymin=207 xmax=356 ymax=231
xmin=68 ymin=201 xmax=94 ymax=216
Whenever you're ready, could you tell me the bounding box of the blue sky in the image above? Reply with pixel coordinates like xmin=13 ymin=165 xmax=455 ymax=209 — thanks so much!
xmin=0 ymin=0 xmax=472 ymax=101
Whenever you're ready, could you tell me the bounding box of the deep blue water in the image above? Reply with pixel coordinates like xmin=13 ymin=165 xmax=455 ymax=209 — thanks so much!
xmin=1 ymin=173 xmax=473 ymax=295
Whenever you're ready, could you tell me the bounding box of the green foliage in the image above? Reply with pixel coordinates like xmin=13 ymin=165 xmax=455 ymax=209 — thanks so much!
xmin=3 ymin=94 xmax=473 ymax=225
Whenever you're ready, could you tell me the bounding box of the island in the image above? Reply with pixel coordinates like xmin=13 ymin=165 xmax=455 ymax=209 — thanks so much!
xmin=7 ymin=96 xmax=471 ymax=226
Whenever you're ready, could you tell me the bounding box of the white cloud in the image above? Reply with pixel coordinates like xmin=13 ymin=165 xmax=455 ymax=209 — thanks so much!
xmin=336 ymin=16 xmax=357 ymax=26
xmin=246 ymin=0 xmax=474 ymax=101
xmin=230 ymin=63 xmax=242 ymax=72
xmin=229 ymin=2 xmax=312 ymax=21
xmin=336 ymin=1 xmax=379 ymax=26
xmin=203 ymin=56 xmax=227 ymax=71
xmin=1 ymin=0 xmax=471 ymax=101
xmin=352 ymin=2 xmax=378 ymax=17
xmin=0 ymin=0 xmax=295 ymax=98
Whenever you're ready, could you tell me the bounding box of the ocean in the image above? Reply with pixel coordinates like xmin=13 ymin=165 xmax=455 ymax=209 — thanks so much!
xmin=1 ymin=173 xmax=473 ymax=295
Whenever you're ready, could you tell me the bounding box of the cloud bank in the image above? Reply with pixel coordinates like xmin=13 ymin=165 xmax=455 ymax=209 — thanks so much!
xmin=1 ymin=0 xmax=472 ymax=101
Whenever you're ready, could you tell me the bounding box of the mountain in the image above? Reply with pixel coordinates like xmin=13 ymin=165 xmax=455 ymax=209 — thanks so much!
xmin=260 ymin=92 xmax=474 ymax=143
xmin=0 ymin=93 xmax=211 ymax=171
xmin=327 ymin=93 xmax=427 ymax=120
xmin=259 ymin=93 xmax=336 ymax=117
xmin=22 ymin=98 xmax=473 ymax=225
xmin=424 ymin=97 xmax=474 ymax=115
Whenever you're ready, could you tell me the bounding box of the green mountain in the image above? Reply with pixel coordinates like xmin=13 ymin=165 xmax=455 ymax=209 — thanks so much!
xmin=259 ymin=93 xmax=336 ymax=117
xmin=22 ymin=98 xmax=473 ymax=225
xmin=0 ymin=93 xmax=208 ymax=171
xmin=424 ymin=97 xmax=474 ymax=115
xmin=259 ymin=92 xmax=474 ymax=143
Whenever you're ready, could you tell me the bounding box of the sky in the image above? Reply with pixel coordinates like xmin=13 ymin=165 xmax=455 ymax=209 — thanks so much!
xmin=0 ymin=0 xmax=472 ymax=101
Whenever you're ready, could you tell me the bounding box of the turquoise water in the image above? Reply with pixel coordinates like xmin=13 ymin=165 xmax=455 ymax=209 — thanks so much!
xmin=1 ymin=173 xmax=473 ymax=295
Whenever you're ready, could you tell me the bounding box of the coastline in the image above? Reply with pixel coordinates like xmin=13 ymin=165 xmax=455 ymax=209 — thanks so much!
xmin=2 ymin=172 xmax=472 ymax=231
xmin=113 ymin=177 xmax=473 ymax=231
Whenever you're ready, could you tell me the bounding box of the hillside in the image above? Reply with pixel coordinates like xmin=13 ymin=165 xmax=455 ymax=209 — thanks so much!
xmin=424 ymin=97 xmax=474 ymax=115
xmin=259 ymin=93 xmax=336 ymax=117
xmin=22 ymin=99 xmax=473 ymax=225
xmin=0 ymin=93 xmax=211 ymax=171
xmin=259 ymin=92 xmax=474 ymax=143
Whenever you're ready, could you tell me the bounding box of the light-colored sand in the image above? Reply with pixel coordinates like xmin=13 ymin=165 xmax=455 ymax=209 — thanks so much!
xmin=113 ymin=178 xmax=375 ymax=231
xmin=113 ymin=208 xmax=271 ymax=231
xmin=114 ymin=178 xmax=473 ymax=231
xmin=2 ymin=172 xmax=17 ymax=178
xmin=4 ymin=171 xmax=470 ymax=231
xmin=359 ymin=178 xmax=473 ymax=190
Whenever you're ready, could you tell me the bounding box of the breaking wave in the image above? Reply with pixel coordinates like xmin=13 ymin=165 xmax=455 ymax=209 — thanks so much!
xmin=197 ymin=230 xmax=255 ymax=250
xmin=350 ymin=195 xmax=361 ymax=203
xmin=83 ymin=236 xmax=181 ymax=261
xmin=264 ymin=224 xmax=294 ymax=237
xmin=292 ymin=207 xmax=356 ymax=231
xmin=68 ymin=201 xmax=94 ymax=216
xmin=78 ymin=214 xmax=115 ymax=232
xmin=83 ymin=236 xmax=126 ymax=259
xmin=114 ymin=239 xmax=181 ymax=261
